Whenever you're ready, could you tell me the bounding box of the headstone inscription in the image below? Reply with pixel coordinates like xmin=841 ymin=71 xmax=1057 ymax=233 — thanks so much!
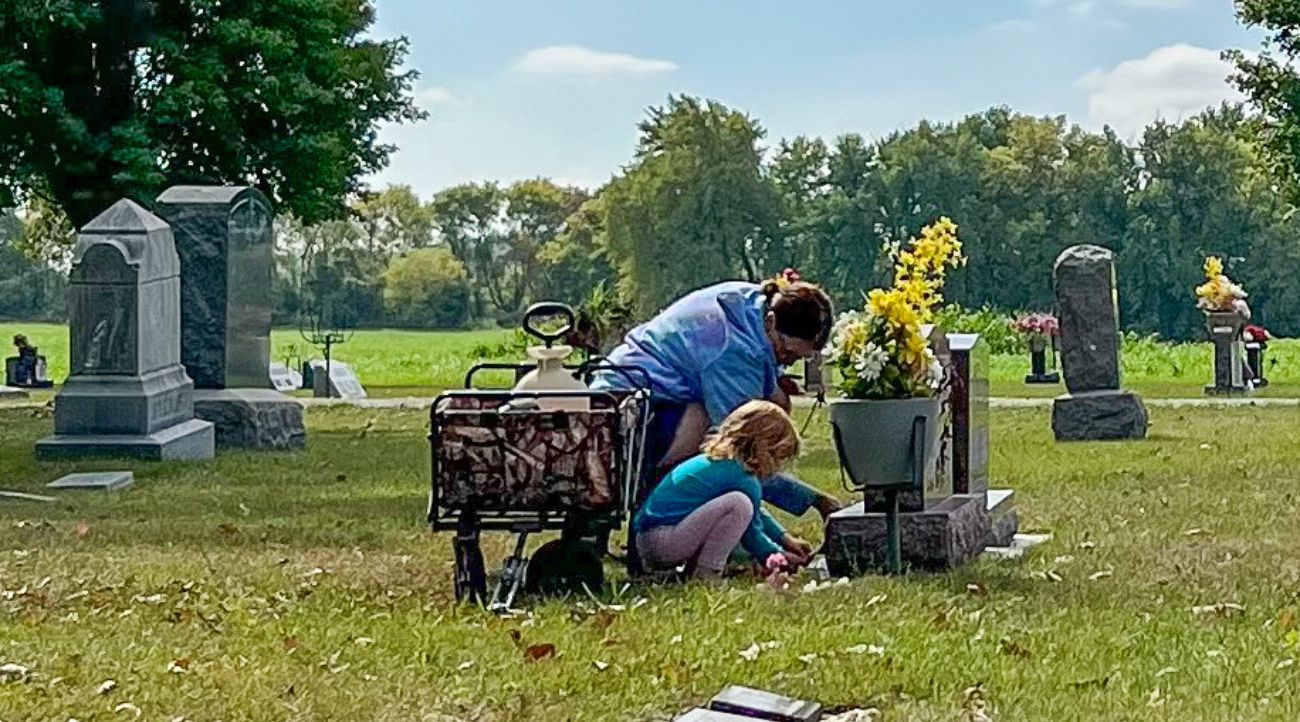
xmin=156 ymin=186 xmax=306 ymax=450
xmin=1050 ymin=245 xmax=1148 ymax=441
xmin=35 ymin=200 xmax=214 ymax=460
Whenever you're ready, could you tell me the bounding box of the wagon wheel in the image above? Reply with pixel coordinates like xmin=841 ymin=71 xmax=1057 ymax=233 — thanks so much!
xmin=453 ymin=515 xmax=488 ymax=604
xmin=523 ymin=538 xmax=604 ymax=597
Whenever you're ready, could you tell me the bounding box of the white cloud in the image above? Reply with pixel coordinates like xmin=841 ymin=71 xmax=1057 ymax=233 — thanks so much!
xmin=1035 ymin=0 xmax=1188 ymax=9
xmin=415 ymin=87 xmax=455 ymax=107
xmin=1078 ymin=44 xmax=1245 ymax=138
xmin=513 ymin=46 xmax=677 ymax=77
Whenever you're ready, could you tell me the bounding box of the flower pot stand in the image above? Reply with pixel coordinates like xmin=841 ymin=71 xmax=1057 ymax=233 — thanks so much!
xmin=1023 ymin=336 xmax=1060 ymax=385
xmin=1246 ymin=342 xmax=1268 ymax=388
xmin=1204 ymin=311 xmax=1249 ymax=396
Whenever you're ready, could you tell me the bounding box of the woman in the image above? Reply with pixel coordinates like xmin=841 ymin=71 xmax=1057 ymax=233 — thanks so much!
xmin=592 ymin=276 xmax=841 ymax=521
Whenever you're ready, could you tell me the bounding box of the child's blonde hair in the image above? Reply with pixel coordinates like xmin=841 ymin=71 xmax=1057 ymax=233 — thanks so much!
xmin=702 ymin=400 xmax=801 ymax=479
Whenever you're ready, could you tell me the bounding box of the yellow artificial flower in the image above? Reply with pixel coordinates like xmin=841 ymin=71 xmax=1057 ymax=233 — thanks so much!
xmin=1204 ymin=256 xmax=1223 ymax=280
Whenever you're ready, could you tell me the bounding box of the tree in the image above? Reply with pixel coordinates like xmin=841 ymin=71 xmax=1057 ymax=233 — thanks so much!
xmin=603 ymin=96 xmax=779 ymax=315
xmin=353 ymin=185 xmax=436 ymax=263
xmin=0 ymin=0 xmax=423 ymax=227
xmin=382 ymin=248 xmax=471 ymax=329
xmin=1229 ymin=2 xmax=1300 ymax=200
xmin=430 ymin=179 xmax=589 ymax=322
xmin=0 ymin=208 xmax=67 ymax=321
xmin=536 ymin=195 xmax=618 ymax=306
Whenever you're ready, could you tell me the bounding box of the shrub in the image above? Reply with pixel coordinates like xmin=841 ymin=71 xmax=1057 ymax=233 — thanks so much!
xmin=933 ymin=304 xmax=1022 ymax=355
xmin=382 ymin=248 xmax=472 ymax=329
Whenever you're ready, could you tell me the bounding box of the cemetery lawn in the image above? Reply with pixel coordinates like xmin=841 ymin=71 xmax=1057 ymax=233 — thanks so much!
xmin=7 ymin=321 xmax=1300 ymax=400
xmin=3 ymin=406 xmax=1300 ymax=720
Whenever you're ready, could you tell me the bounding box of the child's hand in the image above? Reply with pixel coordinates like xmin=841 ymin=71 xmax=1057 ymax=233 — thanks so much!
xmin=780 ymin=535 xmax=813 ymax=566
xmin=777 ymin=375 xmax=803 ymax=397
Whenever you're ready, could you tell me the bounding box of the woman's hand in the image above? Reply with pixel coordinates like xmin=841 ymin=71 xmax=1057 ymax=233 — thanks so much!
xmin=780 ymin=534 xmax=813 ymax=566
xmin=776 ymin=375 xmax=803 ymax=398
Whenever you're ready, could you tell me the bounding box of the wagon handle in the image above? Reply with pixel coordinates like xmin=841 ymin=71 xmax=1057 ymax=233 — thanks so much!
xmin=522 ymin=302 xmax=576 ymax=348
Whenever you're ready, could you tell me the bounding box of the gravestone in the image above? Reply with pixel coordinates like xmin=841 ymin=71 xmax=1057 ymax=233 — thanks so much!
xmin=309 ymin=359 xmax=367 ymax=399
xmin=269 ymin=362 xmax=302 ymax=393
xmin=35 ymin=200 xmax=214 ymax=460
xmin=949 ymin=334 xmax=1019 ymax=547
xmin=157 ymin=186 xmax=305 ymax=449
xmin=1204 ymin=311 xmax=1248 ymax=395
xmin=824 ymin=329 xmax=992 ymax=573
xmin=47 ymin=471 xmax=134 ymax=491
xmin=6 ymin=336 xmax=53 ymax=388
xmin=709 ymin=685 xmax=823 ymax=722
xmin=1051 ymin=245 xmax=1148 ymax=441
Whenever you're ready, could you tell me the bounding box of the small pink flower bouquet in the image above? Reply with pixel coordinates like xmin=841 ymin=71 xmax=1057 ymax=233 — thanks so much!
xmin=1013 ymin=312 xmax=1059 ymax=338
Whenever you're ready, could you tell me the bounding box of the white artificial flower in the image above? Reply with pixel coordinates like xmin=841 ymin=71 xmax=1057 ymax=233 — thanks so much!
xmin=852 ymin=342 xmax=889 ymax=383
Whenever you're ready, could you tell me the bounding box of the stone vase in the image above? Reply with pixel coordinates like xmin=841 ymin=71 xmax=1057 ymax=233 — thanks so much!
xmin=828 ymin=396 xmax=943 ymax=490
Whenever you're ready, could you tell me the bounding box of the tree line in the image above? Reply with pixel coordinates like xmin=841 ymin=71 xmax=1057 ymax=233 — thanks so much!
xmin=283 ymin=100 xmax=1300 ymax=341
xmin=5 ymin=99 xmax=1300 ymax=342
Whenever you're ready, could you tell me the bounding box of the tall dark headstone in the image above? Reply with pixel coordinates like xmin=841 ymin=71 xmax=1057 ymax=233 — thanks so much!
xmin=156 ymin=186 xmax=305 ymax=450
xmin=36 ymin=200 xmax=214 ymax=460
xmin=1051 ymin=245 xmax=1148 ymax=441
xmin=949 ymin=333 xmax=1019 ymax=546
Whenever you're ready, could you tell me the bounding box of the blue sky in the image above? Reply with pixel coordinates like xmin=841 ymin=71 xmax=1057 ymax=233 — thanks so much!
xmin=367 ymin=0 xmax=1263 ymax=197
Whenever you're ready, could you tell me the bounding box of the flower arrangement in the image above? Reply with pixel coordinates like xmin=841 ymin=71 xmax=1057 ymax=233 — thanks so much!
xmin=1244 ymin=324 xmax=1271 ymax=345
xmin=1195 ymin=256 xmax=1250 ymax=317
xmin=771 ymin=267 xmax=802 ymax=290
xmin=824 ymin=218 xmax=965 ymax=399
xmin=1013 ymin=312 xmax=1059 ymax=339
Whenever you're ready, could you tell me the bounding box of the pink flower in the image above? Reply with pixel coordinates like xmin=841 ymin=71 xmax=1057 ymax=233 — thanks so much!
xmin=765 ymin=553 xmax=789 ymax=573
xmin=780 ymin=268 xmax=801 ymax=284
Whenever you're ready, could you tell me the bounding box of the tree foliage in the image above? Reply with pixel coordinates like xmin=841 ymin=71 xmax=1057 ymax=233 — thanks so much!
xmin=382 ymin=247 xmax=471 ymax=329
xmin=0 ymin=0 xmax=422 ymax=226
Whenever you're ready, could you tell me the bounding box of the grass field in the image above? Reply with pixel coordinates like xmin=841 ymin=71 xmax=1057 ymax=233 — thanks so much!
xmin=5 ymin=321 xmax=1300 ymax=400
xmin=3 ymin=405 xmax=1300 ymax=720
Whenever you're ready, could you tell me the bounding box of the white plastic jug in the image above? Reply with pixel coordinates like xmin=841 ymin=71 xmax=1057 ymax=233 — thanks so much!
xmin=511 ymin=303 xmax=590 ymax=412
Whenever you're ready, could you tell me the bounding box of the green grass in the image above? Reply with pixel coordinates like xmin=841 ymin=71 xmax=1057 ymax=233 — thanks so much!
xmin=5 ymin=321 xmax=1300 ymax=400
xmin=3 ymin=405 xmax=1300 ymax=720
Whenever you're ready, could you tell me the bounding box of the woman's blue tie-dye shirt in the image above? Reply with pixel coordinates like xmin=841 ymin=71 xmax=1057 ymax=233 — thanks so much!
xmin=592 ymin=282 xmax=779 ymax=425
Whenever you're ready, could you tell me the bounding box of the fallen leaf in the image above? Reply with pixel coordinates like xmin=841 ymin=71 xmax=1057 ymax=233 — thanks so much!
xmin=354 ymin=637 xmax=374 ymax=647
xmin=217 ymin=523 xmax=238 ymax=536
xmin=1183 ymin=528 xmax=1207 ymax=537
xmin=966 ymin=582 xmax=987 ymax=597
xmin=114 ymin=702 xmax=142 ymax=718
xmin=798 ymin=653 xmax=819 ymax=664
xmin=74 ymin=522 xmax=90 ymax=538
xmin=592 ymin=661 xmax=609 ymax=671
xmin=600 ymin=636 xmax=619 ymax=647
xmin=238 ymin=503 xmax=251 ymax=516
xmin=524 ymin=643 xmax=556 ymax=662
xmin=165 ymin=659 xmax=191 ymax=674
xmin=1077 ymin=541 xmax=1096 ymax=550
xmin=0 ymin=663 xmax=29 ymax=682
xmin=1277 ymin=659 xmax=1295 ymax=669
xmin=669 ymin=635 xmax=683 ymax=645
xmin=97 ymin=679 xmax=117 ymax=695
xmin=1148 ymin=687 xmax=1164 ymax=707
xmin=593 ymin=610 xmax=617 ymax=631
xmin=282 ymin=637 xmax=300 ymax=651
xmin=1155 ymin=666 xmax=1178 ymax=678
xmin=866 ymin=594 xmax=887 ymax=607
xmin=1089 ymin=570 xmax=1113 ymax=581
xmin=1279 ymin=610 xmax=1295 ymax=630
xmin=1191 ymin=602 xmax=1246 ymax=618
xmin=457 ymin=661 xmax=474 ymax=672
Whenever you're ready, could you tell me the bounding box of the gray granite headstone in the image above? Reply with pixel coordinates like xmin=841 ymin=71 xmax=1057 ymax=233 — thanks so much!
xmin=157 ymin=186 xmax=306 ymax=450
xmin=35 ymin=200 xmax=214 ymax=460
xmin=1051 ymin=245 xmax=1147 ymax=441
xmin=47 ymin=471 xmax=134 ymax=491
xmin=156 ymin=186 xmax=273 ymax=390
xmin=1054 ymin=245 xmax=1121 ymax=393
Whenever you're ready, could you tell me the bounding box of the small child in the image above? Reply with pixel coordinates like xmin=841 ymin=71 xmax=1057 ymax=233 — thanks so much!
xmin=633 ymin=400 xmax=813 ymax=580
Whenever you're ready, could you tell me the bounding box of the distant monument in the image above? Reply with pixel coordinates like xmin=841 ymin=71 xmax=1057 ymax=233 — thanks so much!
xmin=36 ymin=200 xmax=214 ymax=460
xmin=1050 ymin=245 xmax=1148 ymax=441
xmin=157 ymin=186 xmax=305 ymax=449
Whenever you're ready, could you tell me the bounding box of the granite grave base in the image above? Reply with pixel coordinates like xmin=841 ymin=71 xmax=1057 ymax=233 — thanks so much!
xmin=987 ymin=488 xmax=1019 ymax=547
xmin=0 ymin=386 xmax=29 ymax=400
xmin=194 ymin=388 xmax=306 ymax=450
xmin=824 ymin=494 xmax=990 ymax=574
xmin=36 ymin=419 xmax=214 ymax=461
xmin=1051 ymin=390 xmax=1148 ymax=442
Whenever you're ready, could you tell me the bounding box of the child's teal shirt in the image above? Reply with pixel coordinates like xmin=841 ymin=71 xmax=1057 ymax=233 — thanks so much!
xmin=633 ymin=454 xmax=787 ymax=560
